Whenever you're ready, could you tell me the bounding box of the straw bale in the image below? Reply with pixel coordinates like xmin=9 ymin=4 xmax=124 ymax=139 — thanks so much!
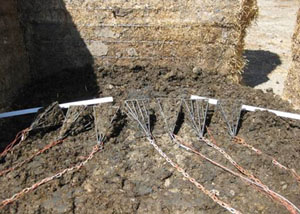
xmin=18 ymin=0 xmax=258 ymax=82
xmin=284 ymin=8 xmax=300 ymax=108
xmin=71 ymin=0 xmax=258 ymax=82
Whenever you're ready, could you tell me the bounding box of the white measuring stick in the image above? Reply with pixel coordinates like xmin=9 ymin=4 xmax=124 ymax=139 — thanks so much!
xmin=0 ymin=97 xmax=114 ymax=119
xmin=191 ymin=95 xmax=300 ymax=121
xmin=190 ymin=95 xmax=218 ymax=105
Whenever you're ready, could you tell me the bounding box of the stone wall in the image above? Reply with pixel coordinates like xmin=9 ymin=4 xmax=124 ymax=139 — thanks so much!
xmin=0 ymin=0 xmax=29 ymax=110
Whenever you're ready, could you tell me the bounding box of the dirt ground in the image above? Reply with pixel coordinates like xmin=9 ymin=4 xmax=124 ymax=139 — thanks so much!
xmin=0 ymin=66 xmax=300 ymax=214
xmin=243 ymin=0 xmax=299 ymax=96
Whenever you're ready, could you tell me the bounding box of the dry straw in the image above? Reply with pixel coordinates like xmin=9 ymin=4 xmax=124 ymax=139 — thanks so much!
xmin=284 ymin=8 xmax=300 ymax=108
xmin=67 ymin=0 xmax=258 ymax=82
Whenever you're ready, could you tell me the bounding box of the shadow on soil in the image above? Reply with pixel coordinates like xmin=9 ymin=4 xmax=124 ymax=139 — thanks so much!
xmin=242 ymin=50 xmax=282 ymax=87
xmin=0 ymin=0 xmax=99 ymax=149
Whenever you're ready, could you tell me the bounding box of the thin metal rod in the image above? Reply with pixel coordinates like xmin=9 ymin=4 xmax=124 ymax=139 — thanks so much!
xmin=124 ymin=99 xmax=151 ymax=137
xmin=182 ymin=99 xmax=209 ymax=138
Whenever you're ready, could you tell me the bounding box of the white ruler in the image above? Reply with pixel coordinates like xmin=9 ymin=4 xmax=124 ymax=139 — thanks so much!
xmin=0 ymin=97 xmax=114 ymax=119
xmin=191 ymin=95 xmax=300 ymax=121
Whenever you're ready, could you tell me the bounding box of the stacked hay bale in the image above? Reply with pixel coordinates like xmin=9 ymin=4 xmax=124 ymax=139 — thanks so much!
xmin=67 ymin=0 xmax=258 ymax=82
xmin=0 ymin=1 xmax=29 ymax=110
xmin=284 ymin=8 xmax=300 ymax=108
xmin=18 ymin=0 xmax=258 ymax=83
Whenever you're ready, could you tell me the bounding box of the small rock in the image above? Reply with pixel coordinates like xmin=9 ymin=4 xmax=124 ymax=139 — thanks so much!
xmin=116 ymin=52 xmax=122 ymax=58
xmin=211 ymin=189 xmax=220 ymax=196
xmin=164 ymin=179 xmax=171 ymax=187
xmin=83 ymin=181 xmax=94 ymax=193
xmin=108 ymin=84 xmax=114 ymax=89
xmin=230 ymin=190 xmax=235 ymax=196
xmin=87 ymin=41 xmax=108 ymax=57
xmin=127 ymin=48 xmax=138 ymax=57
xmin=136 ymin=185 xmax=152 ymax=196
xmin=192 ymin=67 xmax=202 ymax=74
xmin=169 ymin=188 xmax=179 ymax=193
xmin=282 ymin=184 xmax=288 ymax=190
xmin=164 ymin=71 xmax=176 ymax=80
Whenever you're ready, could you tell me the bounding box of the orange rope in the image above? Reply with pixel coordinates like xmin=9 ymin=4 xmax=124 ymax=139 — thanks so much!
xmin=205 ymin=128 xmax=299 ymax=214
xmin=233 ymin=136 xmax=300 ymax=183
xmin=148 ymin=137 xmax=242 ymax=214
xmin=0 ymin=144 xmax=101 ymax=209
xmin=0 ymin=138 xmax=64 ymax=177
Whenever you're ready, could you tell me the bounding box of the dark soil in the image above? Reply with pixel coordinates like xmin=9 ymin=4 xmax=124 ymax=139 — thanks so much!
xmin=0 ymin=67 xmax=299 ymax=214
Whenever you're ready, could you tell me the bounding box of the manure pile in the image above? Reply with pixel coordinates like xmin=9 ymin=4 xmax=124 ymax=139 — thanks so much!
xmin=0 ymin=69 xmax=299 ymax=214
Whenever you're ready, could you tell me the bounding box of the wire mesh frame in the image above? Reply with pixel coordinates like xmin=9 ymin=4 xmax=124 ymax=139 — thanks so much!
xmin=93 ymin=104 xmax=120 ymax=145
xmin=124 ymin=99 xmax=152 ymax=138
xmin=217 ymin=100 xmax=243 ymax=137
xmin=124 ymin=97 xmax=244 ymax=139
xmin=29 ymin=102 xmax=65 ymax=131
xmin=156 ymin=98 xmax=183 ymax=136
xmin=59 ymin=106 xmax=92 ymax=139
xmin=182 ymin=98 xmax=209 ymax=138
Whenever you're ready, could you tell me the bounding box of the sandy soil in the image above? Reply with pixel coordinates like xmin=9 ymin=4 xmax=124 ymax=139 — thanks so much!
xmin=243 ymin=0 xmax=299 ymax=96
